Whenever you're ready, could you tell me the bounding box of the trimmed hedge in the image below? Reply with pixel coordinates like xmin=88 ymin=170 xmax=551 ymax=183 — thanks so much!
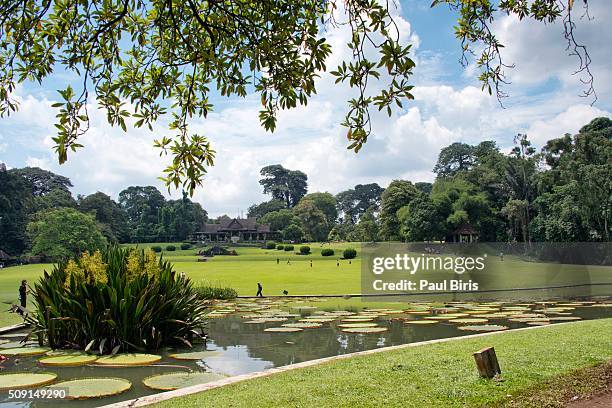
xmin=180 ymin=243 xmax=191 ymax=250
xmin=276 ymin=245 xmax=285 ymax=250
xmin=321 ymin=248 xmax=334 ymax=256
xmin=166 ymin=245 xmax=176 ymax=251
xmin=284 ymin=245 xmax=294 ymax=251
xmin=266 ymin=241 xmax=277 ymax=249
xmin=151 ymin=246 xmax=162 ymax=253
xmin=343 ymin=248 xmax=357 ymax=259
xmin=300 ymin=246 xmax=311 ymax=255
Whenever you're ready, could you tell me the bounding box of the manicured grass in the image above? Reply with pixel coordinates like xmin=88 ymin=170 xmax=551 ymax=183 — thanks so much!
xmin=154 ymin=319 xmax=612 ymax=408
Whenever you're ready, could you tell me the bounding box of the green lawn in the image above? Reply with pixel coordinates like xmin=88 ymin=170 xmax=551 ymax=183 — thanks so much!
xmin=154 ymin=319 xmax=612 ymax=408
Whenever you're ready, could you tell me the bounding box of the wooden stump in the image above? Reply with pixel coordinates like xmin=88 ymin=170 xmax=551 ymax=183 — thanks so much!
xmin=473 ymin=346 xmax=501 ymax=378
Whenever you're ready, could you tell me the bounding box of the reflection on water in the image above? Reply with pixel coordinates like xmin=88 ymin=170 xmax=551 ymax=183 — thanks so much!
xmin=0 ymin=301 xmax=610 ymax=407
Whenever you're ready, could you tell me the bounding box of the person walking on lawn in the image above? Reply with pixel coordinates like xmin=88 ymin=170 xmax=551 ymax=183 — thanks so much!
xmin=256 ymin=282 xmax=263 ymax=297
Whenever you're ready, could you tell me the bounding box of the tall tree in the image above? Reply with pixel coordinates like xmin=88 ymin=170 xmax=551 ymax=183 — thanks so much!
xmin=293 ymin=199 xmax=328 ymax=242
xmin=300 ymin=192 xmax=338 ymax=225
xmin=27 ymin=208 xmax=107 ymax=260
xmin=259 ymin=165 xmax=307 ymax=208
xmin=79 ymin=192 xmax=130 ymax=243
xmin=8 ymin=167 xmax=72 ymax=196
xmin=336 ymin=183 xmax=383 ymax=223
xmin=0 ymin=1 xmax=589 ymax=193
xmin=379 ymin=180 xmax=419 ymax=240
xmin=433 ymin=142 xmax=476 ymax=178
xmin=247 ymin=199 xmax=286 ymax=219
xmin=0 ymin=169 xmax=33 ymax=255
xmin=118 ymin=186 xmax=166 ymax=242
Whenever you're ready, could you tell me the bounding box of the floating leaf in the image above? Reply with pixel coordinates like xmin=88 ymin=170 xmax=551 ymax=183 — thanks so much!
xmin=338 ymin=323 xmax=379 ymax=328
xmin=281 ymin=322 xmax=322 ymax=329
xmin=47 ymin=377 xmax=131 ymax=399
xmin=1 ymin=347 xmax=51 ymax=356
xmin=95 ymin=353 xmax=161 ymax=366
xmin=143 ymin=371 xmax=226 ymax=391
xmin=405 ymin=320 xmax=438 ymax=325
xmin=0 ymin=372 xmax=57 ymax=390
xmin=451 ymin=318 xmax=489 ymax=324
xmin=457 ymin=325 xmax=508 ymax=332
xmin=39 ymin=353 xmax=98 ymax=367
xmin=263 ymin=327 xmax=303 ymax=333
xmin=340 ymin=327 xmax=388 ymax=334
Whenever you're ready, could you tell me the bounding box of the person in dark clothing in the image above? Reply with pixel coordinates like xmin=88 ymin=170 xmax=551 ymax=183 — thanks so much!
xmin=18 ymin=280 xmax=27 ymax=315
xmin=276 ymin=258 xmax=280 ymax=264
xmin=310 ymin=260 xmax=313 ymax=268
xmin=256 ymin=282 xmax=263 ymax=297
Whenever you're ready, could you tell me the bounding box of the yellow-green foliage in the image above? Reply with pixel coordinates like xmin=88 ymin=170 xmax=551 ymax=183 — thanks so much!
xmin=64 ymin=250 xmax=107 ymax=287
xmin=126 ymin=248 xmax=159 ymax=281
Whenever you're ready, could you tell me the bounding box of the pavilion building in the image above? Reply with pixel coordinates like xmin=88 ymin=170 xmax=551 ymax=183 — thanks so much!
xmin=191 ymin=218 xmax=279 ymax=243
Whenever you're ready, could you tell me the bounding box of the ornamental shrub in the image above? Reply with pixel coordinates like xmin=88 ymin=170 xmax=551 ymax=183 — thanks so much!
xmin=266 ymin=241 xmax=277 ymax=249
xmin=300 ymin=245 xmax=311 ymax=255
xmin=343 ymin=248 xmax=357 ymax=259
xmin=276 ymin=244 xmax=284 ymax=250
xmin=180 ymin=243 xmax=191 ymax=250
xmin=321 ymin=248 xmax=334 ymax=256
xmin=284 ymin=244 xmax=294 ymax=251
xmin=151 ymin=246 xmax=162 ymax=253
xmin=29 ymin=247 xmax=207 ymax=353
xmin=166 ymin=245 xmax=176 ymax=251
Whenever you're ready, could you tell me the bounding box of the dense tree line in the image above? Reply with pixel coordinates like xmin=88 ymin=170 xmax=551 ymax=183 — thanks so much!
xmin=247 ymin=118 xmax=610 ymax=244
xmin=0 ymin=168 xmax=208 ymax=258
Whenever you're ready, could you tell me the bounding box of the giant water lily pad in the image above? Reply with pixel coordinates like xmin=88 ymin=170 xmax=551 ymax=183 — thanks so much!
xmin=47 ymin=378 xmax=131 ymax=399
xmin=143 ymin=371 xmax=226 ymax=391
xmin=341 ymin=318 xmax=374 ymax=323
xmin=281 ymin=322 xmax=322 ymax=329
xmin=168 ymin=350 xmax=222 ymax=360
xmin=458 ymin=324 xmax=508 ymax=332
xmin=0 ymin=341 xmax=37 ymax=349
xmin=340 ymin=327 xmax=388 ymax=334
xmin=451 ymin=318 xmax=489 ymax=324
xmin=263 ymin=327 xmax=303 ymax=333
xmin=405 ymin=320 xmax=438 ymax=325
xmin=95 ymin=353 xmax=161 ymax=366
xmin=1 ymin=346 xmax=51 ymax=356
xmin=0 ymin=372 xmax=57 ymax=390
xmin=39 ymin=353 xmax=98 ymax=366
xmin=338 ymin=323 xmax=379 ymax=328
xmin=300 ymin=318 xmax=336 ymax=323
xmin=548 ymin=316 xmax=582 ymax=321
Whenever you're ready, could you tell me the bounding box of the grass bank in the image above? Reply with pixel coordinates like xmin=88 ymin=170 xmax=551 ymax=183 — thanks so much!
xmin=154 ymin=319 xmax=612 ymax=408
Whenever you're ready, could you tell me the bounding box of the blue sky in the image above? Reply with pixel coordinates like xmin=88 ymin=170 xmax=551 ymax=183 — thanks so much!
xmin=1 ymin=1 xmax=610 ymax=217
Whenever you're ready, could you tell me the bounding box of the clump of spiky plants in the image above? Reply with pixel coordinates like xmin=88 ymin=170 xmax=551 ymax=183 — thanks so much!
xmin=28 ymin=246 xmax=208 ymax=354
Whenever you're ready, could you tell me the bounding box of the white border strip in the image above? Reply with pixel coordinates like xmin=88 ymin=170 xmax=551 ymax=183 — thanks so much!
xmin=99 ymin=321 xmax=586 ymax=408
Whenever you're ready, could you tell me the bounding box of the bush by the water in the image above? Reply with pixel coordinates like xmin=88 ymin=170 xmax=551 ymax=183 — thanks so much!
xmin=28 ymin=247 xmax=207 ymax=353
xmin=166 ymin=245 xmax=176 ymax=251
xmin=284 ymin=245 xmax=294 ymax=251
xmin=300 ymin=246 xmax=311 ymax=255
xmin=266 ymin=241 xmax=276 ymax=249
xmin=151 ymin=246 xmax=162 ymax=253
xmin=343 ymin=248 xmax=357 ymax=259
xmin=196 ymin=285 xmax=238 ymax=300
xmin=180 ymin=243 xmax=191 ymax=250
xmin=321 ymin=248 xmax=335 ymax=256
xmin=276 ymin=245 xmax=284 ymax=250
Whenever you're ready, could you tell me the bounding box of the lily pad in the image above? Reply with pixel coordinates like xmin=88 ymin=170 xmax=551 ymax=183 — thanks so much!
xmin=340 ymin=327 xmax=388 ymax=334
xmin=281 ymin=322 xmax=322 ymax=329
xmin=548 ymin=316 xmax=582 ymax=321
xmin=299 ymin=318 xmax=336 ymax=323
xmin=337 ymin=323 xmax=379 ymax=328
xmin=47 ymin=377 xmax=131 ymax=399
xmin=457 ymin=324 xmax=508 ymax=332
xmin=0 ymin=372 xmax=57 ymax=390
xmin=1 ymin=346 xmax=51 ymax=356
xmin=95 ymin=353 xmax=161 ymax=366
xmin=451 ymin=318 xmax=489 ymax=324
xmin=405 ymin=320 xmax=438 ymax=325
xmin=168 ymin=350 xmax=222 ymax=360
xmin=341 ymin=318 xmax=374 ymax=323
xmin=143 ymin=371 xmax=226 ymax=391
xmin=263 ymin=327 xmax=303 ymax=333
xmin=39 ymin=353 xmax=98 ymax=366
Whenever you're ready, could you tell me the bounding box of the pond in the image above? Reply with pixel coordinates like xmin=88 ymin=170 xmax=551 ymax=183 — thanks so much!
xmin=0 ymin=297 xmax=610 ymax=407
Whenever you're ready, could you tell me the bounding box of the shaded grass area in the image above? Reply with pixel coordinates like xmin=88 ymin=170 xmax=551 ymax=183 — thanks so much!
xmin=154 ymin=319 xmax=612 ymax=408
xmin=500 ymin=360 xmax=612 ymax=407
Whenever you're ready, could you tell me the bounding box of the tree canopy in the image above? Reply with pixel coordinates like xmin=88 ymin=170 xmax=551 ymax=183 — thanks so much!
xmin=259 ymin=164 xmax=308 ymax=208
xmin=0 ymin=0 xmax=595 ymax=194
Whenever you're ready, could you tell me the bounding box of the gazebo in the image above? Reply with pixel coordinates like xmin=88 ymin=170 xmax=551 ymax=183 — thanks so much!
xmin=446 ymin=223 xmax=479 ymax=243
